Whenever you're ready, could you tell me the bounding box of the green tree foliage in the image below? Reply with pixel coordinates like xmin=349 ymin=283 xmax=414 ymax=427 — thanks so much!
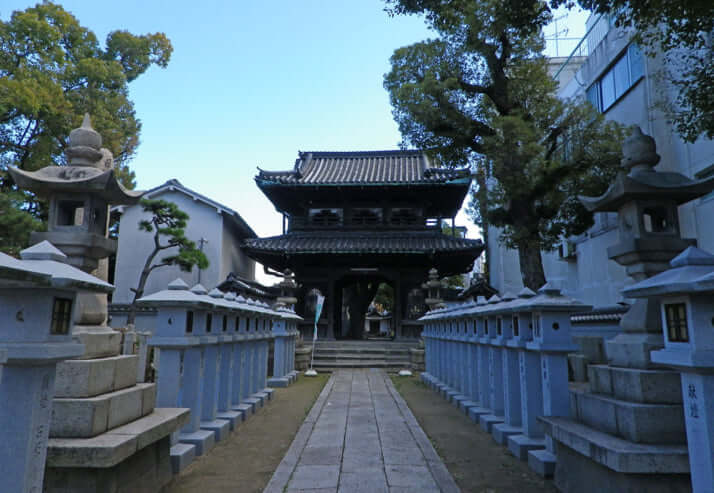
xmin=0 ymin=2 xmax=172 ymax=253
xmin=127 ymin=199 xmax=209 ymax=326
xmin=384 ymin=0 xmax=625 ymax=289
xmin=0 ymin=190 xmax=43 ymax=256
xmin=553 ymin=0 xmax=714 ymax=141
xmin=372 ymin=282 xmax=395 ymax=313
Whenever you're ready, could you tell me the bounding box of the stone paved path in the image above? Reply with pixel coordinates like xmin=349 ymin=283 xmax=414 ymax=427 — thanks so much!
xmin=264 ymin=369 xmax=459 ymax=493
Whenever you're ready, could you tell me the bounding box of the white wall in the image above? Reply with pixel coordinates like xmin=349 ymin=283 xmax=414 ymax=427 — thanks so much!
xmin=113 ymin=190 xmax=225 ymax=303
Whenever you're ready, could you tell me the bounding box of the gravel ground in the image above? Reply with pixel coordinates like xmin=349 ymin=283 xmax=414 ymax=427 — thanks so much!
xmin=390 ymin=375 xmax=558 ymax=493
xmin=163 ymin=373 xmax=330 ymax=493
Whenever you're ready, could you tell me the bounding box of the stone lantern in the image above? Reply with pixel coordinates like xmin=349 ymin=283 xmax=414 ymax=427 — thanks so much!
xmin=0 ymin=241 xmax=111 ymax=492
xmin=424 ymin=268 xmax=444 ymax=310
xmin=579 ymin=126 xmax=714 ymax=368
xmin=9 ymin=114 xmax=142 ymax=349
xmin=624 ymin=246 xmax=714 ymax=492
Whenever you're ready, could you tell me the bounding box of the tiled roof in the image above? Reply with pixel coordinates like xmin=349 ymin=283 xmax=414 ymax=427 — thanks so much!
xmin=243 ymin=231 xmax=483 ymax=255
xmin=256 ymin=150 xmax=470 ymax=185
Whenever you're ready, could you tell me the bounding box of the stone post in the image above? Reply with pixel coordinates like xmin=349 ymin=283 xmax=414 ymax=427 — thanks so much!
xmin=480 ymin=295 xmax=505 ymax=433
xmin=493 ymin=293 xmax=523 ymax=445
xmin=624 ymin=247 xmax=714 ymax=493
xmin=0 ymin=243 xmax=103 ymax=493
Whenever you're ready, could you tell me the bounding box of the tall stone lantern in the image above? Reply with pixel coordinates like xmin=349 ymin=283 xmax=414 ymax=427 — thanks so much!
xmin=9 ymin=114 xmax=142 ymax=354
xmin=579 ymin=126 xmax=714 ymax=368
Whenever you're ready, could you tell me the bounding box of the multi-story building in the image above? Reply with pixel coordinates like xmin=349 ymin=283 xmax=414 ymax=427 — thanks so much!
xmin=488 ymin=14 xmax=714 ymax=308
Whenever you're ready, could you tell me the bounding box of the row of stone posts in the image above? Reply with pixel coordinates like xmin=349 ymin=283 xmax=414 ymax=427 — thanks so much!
xmin=420 ymin=283 xmax=589 ymax=477
xmin=139 ymin=278 xmax=301 ymax=472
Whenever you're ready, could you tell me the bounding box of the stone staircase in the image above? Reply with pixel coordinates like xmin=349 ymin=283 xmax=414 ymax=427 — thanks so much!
xmin=307 ymin=340 xmax=418 ymax=372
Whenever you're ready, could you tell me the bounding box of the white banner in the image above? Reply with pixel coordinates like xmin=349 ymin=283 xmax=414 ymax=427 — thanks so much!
xmin=313 ymin=294 xmax=325 ymax=342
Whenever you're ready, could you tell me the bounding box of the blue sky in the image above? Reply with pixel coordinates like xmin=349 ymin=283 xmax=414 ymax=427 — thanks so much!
xmin=2 ymin=1 xmax=589 ymax=282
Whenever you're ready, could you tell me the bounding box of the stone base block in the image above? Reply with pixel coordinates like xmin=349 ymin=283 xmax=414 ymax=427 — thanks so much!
xmin=233 ymin=403 xmax=253 ymax=418
xmin=479 ymin=414 xmax=504 ymax=433
xmin=507 ymin=434 xmax=545 ymax=461
xmin=244 ymin=397 xmax=261 ymax=412
xmin=468 ymin=406 xmax=491 ymax=423
xmin=46 ymin=408 xmax=189 ymax=468
xmin=528 ymin=449 xmax=556 ymax=478
xmin=570 ymin=387 xmax=685 ymax=444
xmin=51 ymin=383 xmax=156 ymax=438
xmin=445 ymin=390 xmax=460 ymax=402
xmin=252 ymin=393 xmax=267 ymax=407
xmin=170 ymin=443 xmax=196 ymax=474
xmin=200 ymin=419 xmax=231 ymax=442
xmin=492 ymin=424 xmax=523 ymax=445
xmin=538 ymin=416 xmax=689 ymax=474
xmin=587 ymin=364 xmax=682 ymax=404
xmin=216 ymin=410 xmax=242 ymax=430
xmin=72 ymin=327 xmax=122 ymax=360
xmin=451 ymin=394 xmax=467 ymax=407
xmin=459 ymin=400 xmax=478 ymax=414
xmin=268 ymin=376 xmax=290 ymax=387
xmin=288 ymin=371 xmax=298 ymax=383
xmin=45 ymin=435 xmax=174 ymax=493
xmin=552 ymin=440 xmax=692 ymax=493
xmin=55 ymin=355 xmax=138 ymax=398
xmin=179 ymin=429 xmax=215 ymax=456
xmin=262 ymin=388 xmax=275 ymax=400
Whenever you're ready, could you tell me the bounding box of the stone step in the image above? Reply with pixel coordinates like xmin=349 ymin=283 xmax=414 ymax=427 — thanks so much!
xmin=51 ymin=383 xmax=156 ymax=438
xmin=54 ymin=354 xmax=138 ymax=398
xmin=587 ymin=364 xmax=682 ymax=404
xmin=312 ymin=359 xmax=410 ymax=369
xmin=311 ymin=352 xmax=411 ymax=361
xmin=311 ymin=348 xmax=412 ymax=355
xmin=569 ymin=386 xmax=686 ymax=444
xmin=46 ymin=407 xmax=190 ymax=468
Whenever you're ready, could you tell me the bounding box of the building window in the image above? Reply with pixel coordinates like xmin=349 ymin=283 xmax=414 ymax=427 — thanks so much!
xmin=390 ymin=208 xmax=420 ymax=226
xmin=206 ymin=313 xmax=212 ymax=332
xmin=513 ymin=316 xmax=520 ymax=337
xmin=664 ymin=303 xmax=689 ymax=343
xmin=235 ymin=317 xmax=240 ymax=332
xmin=186 ymin=311 xmax=194 ymax=333
xmin=51 ymin=297 xmax=73 ymax=335
xmin=587 ymin=43 xmax=644 ymax=113
xmin=222 ymin=315 xmax=228 ymax=332
xmin=351 ymin=208 xmax=382 ymax=226
xmin=309 ymin=208 xmax=342 ymax=226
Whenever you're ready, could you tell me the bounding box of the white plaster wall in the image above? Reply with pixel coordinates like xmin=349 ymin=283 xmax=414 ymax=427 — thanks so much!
xmin=220 ymin=222 xmax=255 ymax=281
xmin=113 ymin=190 xmax=224 ymax=303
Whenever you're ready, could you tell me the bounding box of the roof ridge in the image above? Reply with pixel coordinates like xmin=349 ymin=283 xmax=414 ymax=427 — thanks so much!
xmin=301 ymin=149 xmax=423 ymax=157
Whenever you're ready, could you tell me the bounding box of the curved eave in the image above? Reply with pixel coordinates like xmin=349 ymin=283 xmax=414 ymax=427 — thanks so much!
xmin=9 ymin=166 xmax=143 ymax=205
xmin=579 ymin=171 xmax=714 ymax=212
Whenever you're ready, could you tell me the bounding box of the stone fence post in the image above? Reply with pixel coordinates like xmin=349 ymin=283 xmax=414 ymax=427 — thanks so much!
xmin=419 ymin=282 xmax=589 ymax=478
xmin=268 ymin=306 xmax=302 ymax=387
xmin=141 ymin=279 xmax=280 ymax=473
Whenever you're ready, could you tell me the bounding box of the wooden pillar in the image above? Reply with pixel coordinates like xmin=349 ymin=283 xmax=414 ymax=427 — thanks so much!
xmin=394 ymin=274 xmax=402 ymax=339
xmin=326 ymin=273 xmax=336 ymax=340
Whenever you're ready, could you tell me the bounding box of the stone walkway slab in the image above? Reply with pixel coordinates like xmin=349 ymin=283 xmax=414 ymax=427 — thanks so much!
xmin=264 ymin=369 xmax=459 ymax=493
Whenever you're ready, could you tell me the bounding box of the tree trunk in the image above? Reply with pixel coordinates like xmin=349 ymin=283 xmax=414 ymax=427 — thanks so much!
xmin=344 ymin=281 xmax=380 ymax=339
xmin=517 ymin=242 xmax=546 ymax=291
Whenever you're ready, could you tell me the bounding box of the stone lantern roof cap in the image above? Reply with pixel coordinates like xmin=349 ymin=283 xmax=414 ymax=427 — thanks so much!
xmin=623 ymin=246 xmax=714 ymax=297
xmin=168 ymin=278 xmax=189 ymax=290
xmin=0 ymin=241 xmax=113 ymax=292
xmin=518 ymin=287 xmax=536 ymax=298
xmin=208 ymin=288 xmax=224 ymax=298
xmin=514 ymin=283 xmax=591 ymax=313
xmin=579 ymin=127 xmax=714 ymax=212
xmin=20 ymin=240 xmax=67 ymax=262
xmin=190 ymin=284 xmax=208 ymax=295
